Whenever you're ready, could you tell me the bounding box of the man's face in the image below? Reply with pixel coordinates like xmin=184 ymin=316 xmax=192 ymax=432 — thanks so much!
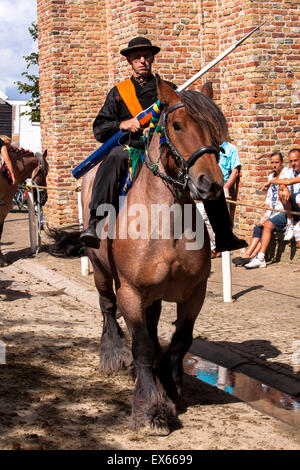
xmin=127 ymin=48 xmax=154 ymax=79
xmin=270 ymin=155 xmax=283 ymax=174
xmin=289 ymin=151 xmax=300 ymax=174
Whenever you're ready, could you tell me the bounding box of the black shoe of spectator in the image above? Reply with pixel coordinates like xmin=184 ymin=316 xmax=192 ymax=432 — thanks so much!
xmin=232 ymin=256 xmax=251 ymax=266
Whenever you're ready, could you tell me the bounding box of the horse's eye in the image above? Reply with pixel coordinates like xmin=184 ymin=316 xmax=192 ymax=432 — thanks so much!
xmin=173 ymin=121 xmax=181 ymax=131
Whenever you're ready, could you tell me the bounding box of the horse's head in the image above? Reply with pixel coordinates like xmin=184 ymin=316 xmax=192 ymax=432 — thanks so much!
xmin=31 ymin=150 xmax=49 ymax=206
xmin=6 ymin=146 xmax=49 ymax=206
xmin=156 ymin=76 xmax=227 ymax=201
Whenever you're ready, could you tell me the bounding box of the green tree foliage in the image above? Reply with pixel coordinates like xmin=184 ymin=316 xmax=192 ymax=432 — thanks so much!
xmin=16 ymin=22 xmax=40 ymax=122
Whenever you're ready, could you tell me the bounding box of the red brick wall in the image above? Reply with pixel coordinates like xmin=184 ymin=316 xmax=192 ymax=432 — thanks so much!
xmin=37 ymin=0 xmax=300 ymax=238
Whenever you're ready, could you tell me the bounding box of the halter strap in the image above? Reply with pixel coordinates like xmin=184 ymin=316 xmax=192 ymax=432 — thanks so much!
xmin=145 ymin=100 xmax=222 ymax=194
xmin=187 ymin=145 xmax=220 ymax=168
xmin=162 ymin=102 xmax=221 ymax=171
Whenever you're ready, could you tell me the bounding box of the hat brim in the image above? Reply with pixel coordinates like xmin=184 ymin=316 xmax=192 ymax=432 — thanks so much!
xmin=120 ymin=44 xmax=160 ymax=57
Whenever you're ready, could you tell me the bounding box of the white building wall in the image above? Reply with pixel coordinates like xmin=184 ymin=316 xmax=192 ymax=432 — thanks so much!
xmin=7 ymin=100 xmax=41 ymax=153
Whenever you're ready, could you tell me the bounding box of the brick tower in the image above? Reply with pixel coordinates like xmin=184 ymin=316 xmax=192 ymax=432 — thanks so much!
xmin=37 ymin=0 xmax=300 ymax=238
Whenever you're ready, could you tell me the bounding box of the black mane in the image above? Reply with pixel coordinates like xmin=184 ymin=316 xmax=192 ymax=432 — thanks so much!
xmin=179 ymin=89 xmax=229 ymax=148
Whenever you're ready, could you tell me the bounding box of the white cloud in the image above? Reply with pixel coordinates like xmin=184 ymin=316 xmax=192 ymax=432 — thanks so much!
xmin=0 ymin=0 xmax=37 ymax=98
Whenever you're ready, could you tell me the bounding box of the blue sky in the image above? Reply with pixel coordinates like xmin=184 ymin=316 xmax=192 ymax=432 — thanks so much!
xmin=0 ymin=0 xmax=37 ymax=100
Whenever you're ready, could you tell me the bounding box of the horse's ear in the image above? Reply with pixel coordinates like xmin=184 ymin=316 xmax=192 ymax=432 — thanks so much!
xmin=201 ymin=81 xmax=213 ymax=99
xmin=156 ymin=74 xmax=178 ymax=106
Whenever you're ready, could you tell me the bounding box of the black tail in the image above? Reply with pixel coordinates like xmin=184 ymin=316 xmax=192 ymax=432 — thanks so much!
xmin=42 ymin=225 xmax=84 ymax=257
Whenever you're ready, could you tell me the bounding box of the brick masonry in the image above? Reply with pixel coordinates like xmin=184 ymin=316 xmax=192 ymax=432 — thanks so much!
xmin=37 ymin=0 xmax=300 ymax=238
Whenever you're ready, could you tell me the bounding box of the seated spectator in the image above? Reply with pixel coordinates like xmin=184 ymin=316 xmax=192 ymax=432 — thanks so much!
xmin=263 ymin=148 xmax=300 ymax=245
xmin=245 ymin=149 xmax=300 ymax=269
xmin=232 ymin=151 xmax=284 ymax=266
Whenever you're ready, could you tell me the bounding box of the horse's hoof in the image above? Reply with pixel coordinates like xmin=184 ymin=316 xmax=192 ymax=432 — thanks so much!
xmin=137 ymin=423 xmax=171 ymax=437
xmin=99 ymin=350 xmax=133 ymax=376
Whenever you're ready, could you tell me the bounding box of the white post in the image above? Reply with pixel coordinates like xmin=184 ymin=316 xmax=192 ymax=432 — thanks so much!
xmin=222 ymin=251 xmax=233 ymax=302
xmin=222 ymin=193 xmax=234 ymax=303
xmin=77 ymin=186 xmax=90 ymax=276
xmin=26 ymin=179 xmax=38 ymax=254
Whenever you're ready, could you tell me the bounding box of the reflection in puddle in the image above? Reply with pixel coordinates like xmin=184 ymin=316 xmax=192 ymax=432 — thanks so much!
xmin=184 ymin=355 xmax=300 ymax=429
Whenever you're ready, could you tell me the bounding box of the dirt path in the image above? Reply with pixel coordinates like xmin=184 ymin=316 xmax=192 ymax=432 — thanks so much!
xmin=1 ymin=262 xmax=300 ymax=450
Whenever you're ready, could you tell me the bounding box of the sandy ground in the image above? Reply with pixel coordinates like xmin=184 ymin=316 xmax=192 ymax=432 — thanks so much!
xmin=0 ymin=210 xmax=300 ymax=450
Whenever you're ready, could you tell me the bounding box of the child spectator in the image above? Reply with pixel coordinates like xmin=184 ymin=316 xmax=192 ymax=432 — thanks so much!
xmin=245 ymin=149 xmax=300 ymax=269
xmin=233 ymin=151 xmax=285 ymax=266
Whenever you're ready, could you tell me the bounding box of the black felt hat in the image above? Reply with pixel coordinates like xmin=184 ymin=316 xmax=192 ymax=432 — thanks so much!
xmin=120 ymin=37 xmax=160 ymax=57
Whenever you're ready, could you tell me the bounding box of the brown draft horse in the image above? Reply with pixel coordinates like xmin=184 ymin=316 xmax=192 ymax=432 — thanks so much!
xmin=0 ymin=147 xmax=48 ymax=267
xmin=81 ymin=77 xmax=228 ymax=434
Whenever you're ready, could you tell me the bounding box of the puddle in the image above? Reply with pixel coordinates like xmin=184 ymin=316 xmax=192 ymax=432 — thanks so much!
xmin=183 ymin=354 xmax=300 ymax=429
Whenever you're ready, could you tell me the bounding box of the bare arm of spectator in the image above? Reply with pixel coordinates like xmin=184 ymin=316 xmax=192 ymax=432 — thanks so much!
xmin=278 ymin=184 xmax=290 ymax=205
xmin=264 ymin=175 xmax=300 ymax=188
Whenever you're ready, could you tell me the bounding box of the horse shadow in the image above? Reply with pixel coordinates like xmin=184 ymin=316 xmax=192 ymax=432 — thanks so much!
xmin=0 ymin=330 xmax=127 ymax=450
xmin=2 ymin=247 xmax=33 ymax=264
xmin=0 ymin=279 xmax=32 ymax=301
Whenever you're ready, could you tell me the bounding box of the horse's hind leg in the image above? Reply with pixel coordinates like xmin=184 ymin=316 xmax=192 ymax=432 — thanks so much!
xmin=93 ymin=265 xmax=132 ymax=375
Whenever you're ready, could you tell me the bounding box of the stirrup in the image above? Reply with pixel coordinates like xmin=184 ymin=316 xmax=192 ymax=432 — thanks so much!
xmin=80 ymin=226 xmax=100 ymax=249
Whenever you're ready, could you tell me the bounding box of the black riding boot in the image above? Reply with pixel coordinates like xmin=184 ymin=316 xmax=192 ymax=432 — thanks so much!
xmin=80 ymin=146 xmax=129 ymax=249
xmin=203 ymin=191 xmax=248 ymax=252
xmin=79 ymin=215 xmax=102 ymax=249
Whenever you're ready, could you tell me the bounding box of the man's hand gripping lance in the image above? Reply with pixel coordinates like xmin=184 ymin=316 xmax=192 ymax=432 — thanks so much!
xmin=72 ymin=21 xmax=266 ymax=179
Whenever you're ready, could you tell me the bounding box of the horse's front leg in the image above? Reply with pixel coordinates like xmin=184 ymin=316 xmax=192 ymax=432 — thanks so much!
xmin=158 ymin=282 xmax=207 ymax=400
xmin=117 ymin=287 xmax=176 ymax=435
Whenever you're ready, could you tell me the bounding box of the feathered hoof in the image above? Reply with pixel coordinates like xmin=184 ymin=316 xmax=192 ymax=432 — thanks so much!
xmin=99 ymin=348 xmax=133 ymax=376
xmin=139 ymin=423 xmax=171 ymax=437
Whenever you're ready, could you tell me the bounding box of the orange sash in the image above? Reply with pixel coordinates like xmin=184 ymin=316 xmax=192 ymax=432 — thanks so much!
xmin=116 ymin=78 xmax=152 ymax=126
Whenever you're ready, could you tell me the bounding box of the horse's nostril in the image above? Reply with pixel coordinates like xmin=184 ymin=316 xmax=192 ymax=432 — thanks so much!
xmin=198 ymin=174 xmax=210 ymax=189
xmin=210 ymin=182 xmax=222 ymax=194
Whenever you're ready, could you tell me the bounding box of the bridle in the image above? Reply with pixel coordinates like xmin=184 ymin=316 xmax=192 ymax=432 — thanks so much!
xmin=145 ymin=102 xmax=223 ymax=193
xmin=31 ymin=151 xmax=48 ymax=206
xmin=32 ymin=152 xmax=46 ymax=183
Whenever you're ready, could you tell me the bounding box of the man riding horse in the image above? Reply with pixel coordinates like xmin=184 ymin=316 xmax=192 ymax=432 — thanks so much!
xmin=80 ymin=36 xmax=247 ymax=253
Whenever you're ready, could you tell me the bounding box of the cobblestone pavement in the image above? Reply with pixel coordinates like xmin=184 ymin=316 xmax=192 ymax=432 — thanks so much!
xmin=2 ymin=211 xmax=300 ymax=384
